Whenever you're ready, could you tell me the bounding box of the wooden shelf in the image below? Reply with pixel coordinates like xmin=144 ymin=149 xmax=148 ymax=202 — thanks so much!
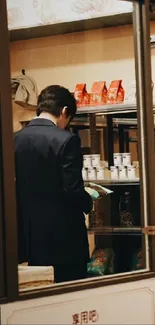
xmin=85 ymin=179 xmax=140 ymax=186
xmin=77 ymin=103 xmax=137 ymax=115
xmin=77 ymin=103 xmax=155 ymax=115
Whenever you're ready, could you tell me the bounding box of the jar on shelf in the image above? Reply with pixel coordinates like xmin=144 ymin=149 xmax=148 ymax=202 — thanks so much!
xmin=96 ymin=167 xmax=105 ymax=180
xmin=119 ymin=191 xmax=134 ymax=227
xmin=88 ymin=167 xmax=97 ymax=180
xmin=83 ymin=154 xmax=92 ymax=168
xmin=82 ymin=168 xmax=88 ymax=180
xmin=110 ymin=166 xmax=119 ymax=180
xmin=91 ymin=154 xmax=101 ymax=167
xmin=122 ymin=153 xmax=131 ymax=166
xmin=114 ymin=153 xmax=122 ymax=166
xmin=127 ymin=165 xmax=136 ymax=179
xmin=119 ymin=166 xmax=127 ymax=179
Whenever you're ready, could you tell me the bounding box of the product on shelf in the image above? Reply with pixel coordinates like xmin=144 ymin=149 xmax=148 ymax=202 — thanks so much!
xmin=87 ymin=248 xmax=114 ymax=276
xmin=90 ymin=81 xmax=107 ymax=105
xmin=91 ymin=154 xmax=101 ymax=167
xmin=133 ymin=161 xmax=139 ymax=168
xmin=82 ymin=167 xmax=88 ymax=180
xmin=119 ymin=191 xmax=134 ymax=227
xmin=110 ymin=166 xmax=119 ymax=180
xmin=127 ymin=165 xmax=136 ymax=179
xmin=74 ymin=83 xmax=90 ymax=106
xmin=83 ymin=154 xmax=103 ymax=180
xmin=111 ymin=153 xmax=138 ymax=180
xmin=107 ymin=80 xmax=125 ymax=104
xmin=122 ymin=152 xmax=131 ymax=166
xmin=18 ymin=265 xmax=54 ymax=290
xmin=119 ymin=166 xmax=127 ymax=179
xmin=88 ymin=167 xmax=97 ymax=180
xmin=131 ymin=249 xmax=143 ymax=271
xmin=89 ymin=185 xmax=114 ymax=228
xmin=83 ymin=154 xmax=92 ymax=168
xmin=85 ymin=186 xmax=100 ymax=201
xmin=114 ymin=153 xmax=122 ymax=166
xmin=96 ymin=166 xmax=105 ymax=180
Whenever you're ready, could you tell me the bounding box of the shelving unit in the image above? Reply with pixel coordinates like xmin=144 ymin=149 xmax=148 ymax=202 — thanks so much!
xmin=75 ymin=103 xmax=141 ymax=167
xmin=76 ymin=104 xmax=142 ymax=273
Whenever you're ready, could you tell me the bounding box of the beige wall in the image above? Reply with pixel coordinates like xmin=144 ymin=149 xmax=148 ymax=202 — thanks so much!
xmin=10 ymin=25 xmax=135 ymax=94
xmin=10 ymin=22 xmax=155 ymax=93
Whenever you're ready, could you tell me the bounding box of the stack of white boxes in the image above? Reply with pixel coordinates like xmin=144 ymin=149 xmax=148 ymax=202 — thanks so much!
xmin=82 ymin=154 xmax=107 ymax=181
xmin=111 ymin=153 xmax=138 ymax=180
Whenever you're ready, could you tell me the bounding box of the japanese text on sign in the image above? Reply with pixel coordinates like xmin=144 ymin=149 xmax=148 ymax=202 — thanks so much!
xmin=72 ymin=310 xmax=99 ymax=324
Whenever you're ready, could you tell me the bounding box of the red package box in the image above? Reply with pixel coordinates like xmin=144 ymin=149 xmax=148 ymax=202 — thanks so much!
xmin=107 ymin=80 xmax=125 ymax=104
xmin=74 ymin=83 xmax=90 ymax=107
xmin=90 ymin=81 xmax=107 ymax=105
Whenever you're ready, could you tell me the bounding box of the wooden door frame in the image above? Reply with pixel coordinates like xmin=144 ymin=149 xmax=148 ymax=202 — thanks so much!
xmin=0 ymin=0 xmax=18 ymax=301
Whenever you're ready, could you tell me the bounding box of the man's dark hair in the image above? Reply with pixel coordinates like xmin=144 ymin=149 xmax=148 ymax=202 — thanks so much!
xmin=36 ymin=85 xmax=77 ymax=118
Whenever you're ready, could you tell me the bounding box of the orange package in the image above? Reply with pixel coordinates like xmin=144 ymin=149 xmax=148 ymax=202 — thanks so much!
xmin=107 ymin=80 xmax=125 ymax=104
xmin=74 ymin=83 xmax=90 ymax=107
xmin=90 ymin=81 xmax=107 ymax=105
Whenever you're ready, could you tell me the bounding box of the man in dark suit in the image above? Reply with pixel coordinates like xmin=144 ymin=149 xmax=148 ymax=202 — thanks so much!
xmin=15 ymin=85 xmax=93 ymax=283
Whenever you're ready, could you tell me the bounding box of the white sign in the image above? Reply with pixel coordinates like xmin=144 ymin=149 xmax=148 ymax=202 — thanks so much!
xmin=1 ymin=278 xmax=155 ymax=324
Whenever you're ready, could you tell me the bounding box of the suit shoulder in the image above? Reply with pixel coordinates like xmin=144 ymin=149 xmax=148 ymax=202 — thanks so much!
xmin=53 ymin=127 xmax=73 ymax=144
xmin=14 ymin=129 xmax=24 ymax=139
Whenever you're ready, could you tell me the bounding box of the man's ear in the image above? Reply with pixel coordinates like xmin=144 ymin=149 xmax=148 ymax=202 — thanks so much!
xmin=61 ymin=106 xmax=68 ymax=117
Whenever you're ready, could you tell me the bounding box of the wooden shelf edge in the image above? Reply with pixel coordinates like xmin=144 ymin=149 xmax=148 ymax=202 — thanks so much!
xmin=84 ymin=179 xmax=140 ymax=186
xmin=88 ymin=226 xmax=142 ymax=235
xmin=9 ymin=12 xmax=155 ymax=43
xmin=9 ymin=12 xmax=133 ymax=42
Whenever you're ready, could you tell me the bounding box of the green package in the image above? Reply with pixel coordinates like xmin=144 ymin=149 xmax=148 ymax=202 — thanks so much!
xmin=87 ymin=248 xmax=114 ymax=276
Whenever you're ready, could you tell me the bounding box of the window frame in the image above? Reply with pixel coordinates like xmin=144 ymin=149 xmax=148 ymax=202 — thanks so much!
xmin=0 ymin=0 xmax=18 ymax=302
xmin=0 ymin=0 xmax=155 ymax=304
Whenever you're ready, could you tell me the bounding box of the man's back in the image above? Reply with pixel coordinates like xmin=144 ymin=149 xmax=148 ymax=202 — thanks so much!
xmin=15 ymin=118 xmax=92 ymax=268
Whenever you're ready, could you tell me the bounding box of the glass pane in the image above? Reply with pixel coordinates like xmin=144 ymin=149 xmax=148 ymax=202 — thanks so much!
xmin=6 ymin=0 xmax=150 ymax=292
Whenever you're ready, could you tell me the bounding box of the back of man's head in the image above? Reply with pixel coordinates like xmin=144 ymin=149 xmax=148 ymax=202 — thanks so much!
xmin=36 ymin=85 xmax=77 ymax=119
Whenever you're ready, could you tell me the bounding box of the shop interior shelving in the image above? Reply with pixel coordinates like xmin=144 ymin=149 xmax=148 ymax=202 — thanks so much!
xmin=76 ymin=102 xmax=144 ymax=167
xmin=74 ymin=102 xmax=143 ymax=261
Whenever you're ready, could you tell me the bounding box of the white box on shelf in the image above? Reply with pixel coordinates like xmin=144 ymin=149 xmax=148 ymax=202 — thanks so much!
xmin=91 ymin=154 xmax=101 ymax=167
xmin=96 ymin=167 xmax=105 ymax=180
xmin=114 ymin=153 xmax=122 ymax=166
xmin=122 ymin=152 xmax=131 ymax=166
xmin=88 ymin=167 xmax=97 ymax=180
xmin=110 ymin=166 xmax=119 ymax=180
xmin=82 ymin=168 xmax=88 ymax=180
xmin=127 ymin=165 xmax=136 ymax=179
xmin=83 ymin=154 xmax=92 ymax=168
xmin=119 ymin=166 xmax=127 ymax=179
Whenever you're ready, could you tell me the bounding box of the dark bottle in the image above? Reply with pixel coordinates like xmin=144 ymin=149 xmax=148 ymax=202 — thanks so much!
xmin=119 ymin=191 xmax=134 ymax=227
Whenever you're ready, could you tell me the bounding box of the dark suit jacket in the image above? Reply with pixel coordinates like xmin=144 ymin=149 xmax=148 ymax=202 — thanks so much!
xmin=15 ymin=118 xmax=93 ymax=266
